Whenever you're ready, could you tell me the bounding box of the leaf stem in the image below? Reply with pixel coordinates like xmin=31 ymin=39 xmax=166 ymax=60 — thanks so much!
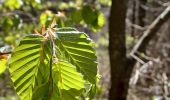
xmin=48 ymin=40 xmax=54 ymax=99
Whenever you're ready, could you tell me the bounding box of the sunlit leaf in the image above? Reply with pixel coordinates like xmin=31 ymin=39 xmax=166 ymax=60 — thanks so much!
xmin=53 ymin=61 xmax=85 ymax=100
xmin=97 ymin=11 xmax=105 ymax=28
xmin=56 ymin=28 xmax=97 ymax=83
xmin=0 ymin=59 xmax=7 ymax=74
xmin=9 ymin=36 xmax=51 ymax=99
xmin=8 ymin=27 xmax=98 ymax=100
xmin=3 ymin=0 xmax=22 ymax=10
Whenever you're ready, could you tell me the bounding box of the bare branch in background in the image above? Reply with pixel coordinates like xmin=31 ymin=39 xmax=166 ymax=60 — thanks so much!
xmin=0 ymin=10 xmax=37 ymax=25
xmin=0 ymin=52 xmax=12 ymax=55
xmin=141 ymin=4 xmax=164 ymax=12
xmin=126 ymin=19 xmax=146 ymax=31
xmin=130 ymin=5 xmax=170 ymax=57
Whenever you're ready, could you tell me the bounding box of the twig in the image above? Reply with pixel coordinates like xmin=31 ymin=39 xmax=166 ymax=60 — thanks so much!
xmin=130 ymin=5 xmax=170 ymax=56
xmin=126 ymin=19 xmax=146 ymax=31
xmin=0 ymin=10 xmax=37 ymax=25
xmin=130 ymin=53 xmax=145 ymax=64
xmin=0 ymin=52 xmax=12 ymax=55
xmin=136 ymin=52 xmax=160 ymax=62
xmin=141 ymin=4 xmax=164 ymax=12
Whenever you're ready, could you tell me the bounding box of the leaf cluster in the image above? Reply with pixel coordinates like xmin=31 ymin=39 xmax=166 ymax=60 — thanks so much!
xmin=8 ymin=22 xmax=98 ymax=99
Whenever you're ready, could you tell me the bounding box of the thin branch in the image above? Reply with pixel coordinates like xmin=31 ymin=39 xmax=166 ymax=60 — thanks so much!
xmin=14 ymin=10 xmax=37 ymax=25
xmin=0 ymin=52 xmax=12 ymax=55
xmin=126 ymin=19 xmax=147 ymax=31
xmin=0 ymin=10 xmax=37 ymax=25
xmin=130 ymin=53 xmax=145 ymax=64
xmin=130 ymin=5 xmax=170 ymax=56
xmin=141 ymin=4 xmax=164 ymax=12
xmin=136 ymin=51 xmax=160 ymax=62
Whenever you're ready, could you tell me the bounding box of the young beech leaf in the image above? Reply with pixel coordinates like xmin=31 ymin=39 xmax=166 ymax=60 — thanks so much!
xmin=8 ymin=26 xmax=98 ymax=100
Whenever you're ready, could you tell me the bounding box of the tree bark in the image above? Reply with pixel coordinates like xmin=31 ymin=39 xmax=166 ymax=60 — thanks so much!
xmin=109 ymin=0 xmax=128 ymax=100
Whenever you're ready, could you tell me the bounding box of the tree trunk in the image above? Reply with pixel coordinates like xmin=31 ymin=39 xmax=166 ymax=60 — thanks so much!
xmin=109 ymin=0 xmax=129 ymax=100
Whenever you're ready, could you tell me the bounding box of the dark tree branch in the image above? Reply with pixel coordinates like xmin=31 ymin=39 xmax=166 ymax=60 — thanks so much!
xmin=138 ymin=0 xmax=147 ymax=27
xmin=0 ymin=52 xmax=12 ymax=55
xmin=0 ymin=10 xmax=37 ymax=25
xmin=130 ymin=5 xmax=170 ymax=56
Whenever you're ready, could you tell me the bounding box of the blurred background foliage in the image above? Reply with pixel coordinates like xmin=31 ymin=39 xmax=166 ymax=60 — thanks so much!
xmin=0 ymin=0 xmax=110 ymax=99
xmin=0 ymin=0 xmax=107 ymax=48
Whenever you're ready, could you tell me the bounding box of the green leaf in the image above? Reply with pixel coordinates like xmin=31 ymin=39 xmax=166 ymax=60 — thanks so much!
xmin=32 ymin=82 xmax=50 ymax=100
xmin=8 ymin=27 xmax=98 ymax=100
xmin=55 ymin=28 xmax=98 ymax=84
xmin=71 ymin=10 xmax=82 ymax=24
xmin=91 ymin=10 xmax=105 ymax=31
xmin=97 ymin=11 xmax=105 ymax=27
xmin=82 ymin=5 xmax=96 ymax=25
xmin=40 ymin=13 xmax=47 ymax=25
xmin=31 ymin=0 xmax=41 ymax=8
xmin=0 ymin=59 xmax=7 ymax=74
xmin=39 ymin=10 xmax=53 ymax=25
xmin=89 ymin=84 xmax=96 ymax=99
xmin=53 ymin=61 xmax=85 ymax=100
xmin=81 ymin=5 xmax=105 ymax=31
xmin=2 ymin=17 xmax=14 ymax=32
xmin=9 ymin=35 xmax=51 ymax=99
xmin=3 ymin=0 xmax=22 ymax=10
xmin=93 ymin=11 xmax=105 ymax=28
